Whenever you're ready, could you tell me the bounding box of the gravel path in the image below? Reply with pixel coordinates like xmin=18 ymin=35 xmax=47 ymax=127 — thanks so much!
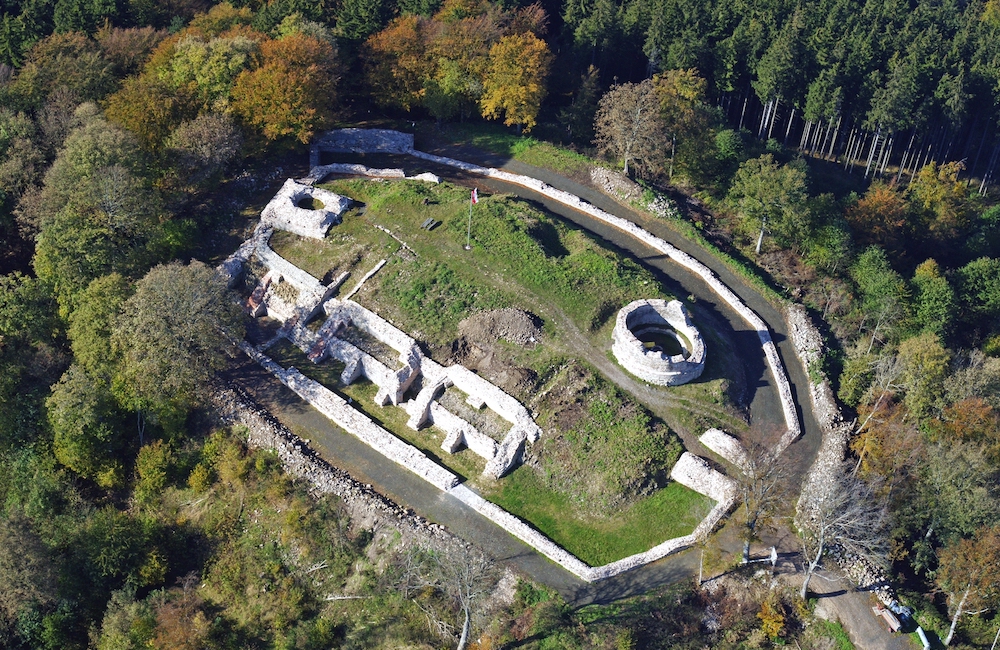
xmin=805 ymin=571 xmax=917 ymax=650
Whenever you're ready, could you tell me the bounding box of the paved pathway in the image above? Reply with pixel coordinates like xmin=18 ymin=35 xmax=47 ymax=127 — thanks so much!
xmin=803 ymin=571 xmax=916 ymax=650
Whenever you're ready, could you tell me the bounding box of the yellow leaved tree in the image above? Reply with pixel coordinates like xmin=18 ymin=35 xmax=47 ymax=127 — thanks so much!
xmin=480 ymin=32 xmax=551 ymax=131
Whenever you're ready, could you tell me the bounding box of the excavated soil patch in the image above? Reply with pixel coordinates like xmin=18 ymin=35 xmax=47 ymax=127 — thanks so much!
xmin=459 ymin=308 xmax=543 ymax=347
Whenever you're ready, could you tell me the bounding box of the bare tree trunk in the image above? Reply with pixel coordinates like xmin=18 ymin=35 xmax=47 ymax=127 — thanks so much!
xmin=970 ymin=123 xmax=990 ymax=188
xmin=826 ymin=116 xmax=842 ymax=161
xmin=878 ymin=135 xmax=893 ymax=177
xmin=980 ymin=140 xmax=1000 ymax=196
xmin=800 ymin=120 xmax=812 ymax=151
xmin=843 ymin=127 xmax=857 ymax=170
xmin=457 ymin=606 xmax=471 ymax=650
xmin=800 ymin=539 xmax=825 ymax=601
xmin=817 ymin=121 xmax=833 ymax=158
xmin=739 ymin=95 xmax=749 ymax=131
xmin=945 ymin=586 xmax=971 ymax=646
xmin=865 ymin=129 xmax=881 ymax=177
xmin=759 ymin=99 xmax=773 ymax=137
xmin=784 ymin=106 xmax=796 ymax=144
xmin=896 ymin=129 xmax=917 ymax=184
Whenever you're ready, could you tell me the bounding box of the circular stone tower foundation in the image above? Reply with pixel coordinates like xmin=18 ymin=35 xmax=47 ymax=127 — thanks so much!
xmin=611 ymin=299 xmax=706 ymax=386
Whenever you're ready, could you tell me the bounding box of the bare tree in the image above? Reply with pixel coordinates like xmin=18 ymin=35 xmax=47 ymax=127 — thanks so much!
xmin=735 ymin=440 xmax=789 ymax=565
xmin=593 ymin=79 xmax=667 ymax=178
xmin=433 ymin=544 xmax=498 ymax=650
xmin=796 ymin=463 xmax=890 ymax=600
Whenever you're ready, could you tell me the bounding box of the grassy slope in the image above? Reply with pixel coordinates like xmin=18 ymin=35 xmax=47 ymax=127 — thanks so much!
xmin=265 ymin=178 xmax=723 ymax=565
xmin=431 ymin=122 xmax=790 ymax=307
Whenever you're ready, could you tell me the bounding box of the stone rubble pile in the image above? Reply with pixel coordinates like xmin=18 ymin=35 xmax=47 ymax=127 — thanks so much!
xmin=210 ymin=381 xmax=458 ymax=547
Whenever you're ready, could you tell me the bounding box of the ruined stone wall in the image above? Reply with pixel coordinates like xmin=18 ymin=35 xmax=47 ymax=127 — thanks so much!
xmin=699 ymin=428 xmax=750 ymax=471
xmin=261 ymin=179 xmax=351 ymax=240
xmin=240 ymin=342 xmax=460 ymax=491
xmin=312 ymin=128 xmax=415 ymax=157
xmin=401 ymin=147 xmax=802 ymax=450
xmin=611 ymin=299 xmax=706 ymax=386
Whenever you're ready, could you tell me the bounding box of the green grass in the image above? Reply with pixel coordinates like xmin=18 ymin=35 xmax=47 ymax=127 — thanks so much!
xmin=432 ymin=122 xmax=791 ymax=308
xmin=441 ymin=123 xmax=593 ymax=176
xmin=482 ymin=465 xmax=714 ymax=566
xmin=815 ymin=620 xmax=856 ymax=650
xmin=315 ymin=178 xmax=668 ymax=337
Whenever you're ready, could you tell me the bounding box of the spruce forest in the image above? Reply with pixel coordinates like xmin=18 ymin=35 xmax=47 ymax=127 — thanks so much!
xmin=2 ymin=0 xmax=1000 ymax=647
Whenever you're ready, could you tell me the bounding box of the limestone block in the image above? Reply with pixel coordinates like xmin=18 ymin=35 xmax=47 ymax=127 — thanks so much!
xmin=699 ymin=429 xmax=749 ymax=472
xmin=261 ymin=178 xmax=351 ymax=240
xmin=302 ymin=163 xmax=405 ymax=184
xmin=405 ymin=375 xmax=452 ymax=430
xmin=670 ymin=452 xmax=737 ymax=503
xmin=240 ymin=342 xmax=459 ymax=491
xmin=441 ymin=428 xmax=463 ymax=454
xmin=611 ymin=299 xmax=705 ymax=386
xmin=484 ymin=430 xmax=525 ymax=479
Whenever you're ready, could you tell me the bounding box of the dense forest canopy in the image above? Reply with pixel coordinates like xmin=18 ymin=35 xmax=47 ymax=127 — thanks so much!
xmin=3 ymin=0 xmax=1000 ymax=646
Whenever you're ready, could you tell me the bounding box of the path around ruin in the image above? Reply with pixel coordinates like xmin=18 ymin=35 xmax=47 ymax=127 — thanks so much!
xmin=233 ymin=144 xmax=828 ymax=607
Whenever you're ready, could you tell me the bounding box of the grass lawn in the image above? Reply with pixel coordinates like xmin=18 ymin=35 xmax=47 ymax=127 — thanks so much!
xmin=433 ymin=123 xmax=595 ymax=177
xmin=265 ymin=340 xmax=715 ymax=567
xmin=481 ymin=464 xmax=714 ymax=566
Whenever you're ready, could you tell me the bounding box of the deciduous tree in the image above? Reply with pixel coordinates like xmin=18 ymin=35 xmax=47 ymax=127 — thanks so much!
xmin=797 ymin=464 xmax=889 ymax=600
xmin=735 ymin=439 xmax=788 ymax=564
xmin=230 ymin=33 xmax=338 ymax=144
xmin=480 ymin=32 xmax=551 ymax=131
xmin=594 ymin=79 xmax=666 ymax=177
xmin=936 ymin=525 xmax=1000 ymax=646
xmin=111 ymin=261 xmax=243 ymax=427
xmin=727 ymin=154 xmax=810 ymax=251
xmin=47 ymin=364 xmax=127 ymax=486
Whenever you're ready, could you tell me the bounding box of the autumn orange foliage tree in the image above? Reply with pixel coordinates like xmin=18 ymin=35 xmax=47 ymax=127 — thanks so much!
xmin=230 ymin=33 xmax=339 ymax=144
xmin=362 ymin=2 xmax=550 ymax=127
xmin=845 ymin=183 xmax=910 ymax=253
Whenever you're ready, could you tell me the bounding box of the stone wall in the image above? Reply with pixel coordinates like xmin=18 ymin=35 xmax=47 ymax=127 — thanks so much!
xmin=261 ymin=178 xmax=351 ymax=240
xmin=311 ymin=128 xmax=415 ymax=163
xmin=611 ymin=299 xmax=706 ymax=386
xmin=240 ymin=342 xmax=460 ymax=491
xmin=699 ymin=428 xmax=750 ymax=472
xmin=404 ymin=146 xmax=802 ymax=449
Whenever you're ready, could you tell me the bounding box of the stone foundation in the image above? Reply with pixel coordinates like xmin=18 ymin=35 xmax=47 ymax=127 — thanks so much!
xmin=261 ymin=178 xmax=351 ymax=240
xmin=612 ymin=299 xmax=706 ymax=386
